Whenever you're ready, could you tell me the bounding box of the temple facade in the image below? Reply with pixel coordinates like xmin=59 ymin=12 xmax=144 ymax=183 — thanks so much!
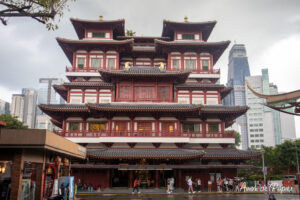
xmin=40 ymin=17 xmax=260 ymax=190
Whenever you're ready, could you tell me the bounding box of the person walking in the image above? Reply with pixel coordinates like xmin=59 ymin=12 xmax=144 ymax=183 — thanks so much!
xmin=167 ymin=178 xmax=170 ymax=193
xmin=132 ymin=178 xmax=140 ymax=194
xmin=170 ymin=177 xmax=175 ymax=193
xmin=187 ymin=177 xmax=195 ymax=193
xmin=196 ymin=178 xmax=201 ymax=192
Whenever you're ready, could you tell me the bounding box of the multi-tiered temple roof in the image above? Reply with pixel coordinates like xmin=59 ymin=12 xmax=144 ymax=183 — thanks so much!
xmin=40 ymin=17 xmax=260 ymax=189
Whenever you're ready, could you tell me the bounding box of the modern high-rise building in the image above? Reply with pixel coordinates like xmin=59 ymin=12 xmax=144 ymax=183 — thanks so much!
xmin=10 ymin=94 xmax=25 ymax=122
xmin=22 ymin=88 xmax=38 ymax=128
xmin=245 ymin=69 xmax=296 ymax=148
xmin=35 ymin=78 xmax=64 ymax=130
xmin=0 ymin=99 xmax=10 ymax=115
xmin=225 ymin=44 xmax=251 ymax=150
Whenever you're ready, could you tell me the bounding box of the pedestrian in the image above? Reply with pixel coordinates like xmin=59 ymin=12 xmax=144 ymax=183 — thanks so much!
xmin=217 ymin=178 xmax=221 ymax=192
xmin=132 ymin=178 xmax=140 ymax=194
xmin=170 ymin=177 xmax=175 ymax=193
xmin=196 ymin=178 xmax=201 ymax=192
xmin=167 ymin=178 xmax=170 ymax=193
xmin=208 ymin=180 xmax=212 ymax=192
xmin=66 ymin=184 xmax=70 ymax=200
xmin=60 ymin=183 xmax=65 ymax=197
xmin=187 ymin=177 xmax=195 ymax=193
xmin=229 ymin=179 xmax=233 ymax=191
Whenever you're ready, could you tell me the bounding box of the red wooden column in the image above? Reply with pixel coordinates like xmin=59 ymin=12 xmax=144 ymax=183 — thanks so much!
xmin=189 ymin=90 xmax=192 ymax=104
xmin=106 ymin=169 xmax=111 ymax=188
xmin=181 ymin=53 xmax=184 ymax=70
xmin=96 ymin=88 xmax=100 ymax=103
xmin=178 ymin=169 xmax=182 ymax=188
xmin=204 ymin=90 xmax=207 ymax=105
xmin=155 ymin=119 xmax=159 ymax=137
xmin=129 ymin=171 xmax=133 ymax=188
xmin=108 ymin=119 xmax=112 ymax=136
xmin=177 ymin=119 xmax=181 ymax=135
xmin=202 ymin=121 xmax=206 ymax=137
xmin=155 ymin=170 xmax=159 ymax=188
xmin=82 ymin=120 xmax=87 ymax=137
xmin=10 ymin=150 xmax=24 ymax=200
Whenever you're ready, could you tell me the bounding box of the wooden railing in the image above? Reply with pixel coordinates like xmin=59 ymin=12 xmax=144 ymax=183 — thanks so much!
xmin=54 ymin=130 xmax=235 ymax=138
xmin=115 ymin=98 xmax=172 ymax=102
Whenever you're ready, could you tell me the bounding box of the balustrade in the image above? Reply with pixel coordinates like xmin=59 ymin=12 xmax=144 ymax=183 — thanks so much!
xmin=54 ymin=130 xmax=234 ymax=138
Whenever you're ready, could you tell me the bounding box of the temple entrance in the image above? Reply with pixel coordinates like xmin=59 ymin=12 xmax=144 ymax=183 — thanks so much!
xmin=111 ymin=169 xmax=129 ymax=187
xmin=134 ymin=170 xmax=155 ymax=188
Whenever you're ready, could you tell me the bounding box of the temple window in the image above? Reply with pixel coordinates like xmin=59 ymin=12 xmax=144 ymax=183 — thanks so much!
xmin=171 ymin=58 xmax=181 ymax=70
xmin=208 ymin=123 xmax=219 ymax=132
xmin=69 ymin=122 xmax=80 ymax=131
xmin=119 ymin=86 xmax=131 ymax=100
xmin=89 ymin=123 xmax=106 ymax=131
xmin=185 ymin=58 xmax=196 ymax=71
xmin=76 ymin=57 xmax=85 ymax=69
xmin=107 ymin=58 xmax=116 ymax=69
xmin=157 ymin=86 xmax=170 ymax=101
xmin=182 ymin=123 xmax=200 ymax=132
xmin=201 ymin=59 xmax=210 ymax=71
xmin=182 ymin=34 xmax=195 ymax=40
xmin=115 ymin=122 xmax=127 ymax=131
xmin=162 ymin=123 xmax=175 ymax=132
xmin=206 ymin=94 xmax=219 ymax=105
xmin=134 ymin=86 xmax=155 ymax=101
xmin=90 ymin=57 xmax=102 ymax=69
xmin=137 ymin=122 xmax=152 ymax=132
xmin=92 ymin=32 xmax=105 ymax=38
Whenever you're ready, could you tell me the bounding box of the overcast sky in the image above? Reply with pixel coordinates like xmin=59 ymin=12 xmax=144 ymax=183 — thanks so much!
xmin=0 ymin=0 xmax=299 ymax=135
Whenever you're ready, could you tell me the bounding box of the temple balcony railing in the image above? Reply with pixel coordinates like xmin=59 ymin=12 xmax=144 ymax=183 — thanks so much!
xmin=166 ymin=68 xmax=220 ymax=74
xmin=54 ymin=130 xmax=235 ymax=138
xmin=115 ymin=98 xmax=173 ymax=103
xmin=66 ymin=66 xmax=99 ymax=73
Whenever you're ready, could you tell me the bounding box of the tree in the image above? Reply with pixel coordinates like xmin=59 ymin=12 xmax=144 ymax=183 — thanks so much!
xmin=126 ymin=29 xmax=135 ymax=36
xmin=227 ymin=130 xmax=241 ymax=148
xmin=0 ymin=114 xmax=28 ymax=129
xmin=0 ymin=0 xmax=75 ymax=30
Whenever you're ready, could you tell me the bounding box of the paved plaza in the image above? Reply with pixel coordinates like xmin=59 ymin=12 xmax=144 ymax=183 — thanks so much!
xmin=77 ymin=193 xmax=300 ymax=200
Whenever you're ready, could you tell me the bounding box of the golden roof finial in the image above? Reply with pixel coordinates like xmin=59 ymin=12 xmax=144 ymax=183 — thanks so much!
xmin=99 ymin=14 xmax=103 ymax=21
xmin=184 ymin=16 xmax=188 ymax=22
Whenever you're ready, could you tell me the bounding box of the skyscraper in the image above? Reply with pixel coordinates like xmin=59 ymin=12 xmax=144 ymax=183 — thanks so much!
xmin=22 ymin=88 xmax=38 ymax=128
xmin=35 ymin=78 xmax=64 ymax=130
xmin=245 ymin=69 xmax=296 ymax=148
xmin=10 ymin=94 xmax=25 ymax=122
xmin=225 ymin=44 xmax=251 ymax=150
xmin=0 ymin=99 xmax=10 ymax=115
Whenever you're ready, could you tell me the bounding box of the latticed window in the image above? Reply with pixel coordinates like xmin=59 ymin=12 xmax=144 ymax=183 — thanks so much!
xmin=115 ymin=122 xmax=127 ymax=131
xmin=69 ymin=122 xmax=79 ymax=131
xmin=107 ymin=58 xmax=115 ymax=69
xmin=157 ymin=86 xmax=170 ymax=101
xmin=182 ymin=34 xmax=195 ymax=40
xmin=162 ymin=123 xmax=174 ymax=132
xmin=92 ymin=32 xmax=105 ymax=38
xmin=77 ymin=58 xmax=85 ymax=69
xmin=172 ymin=59 xmax=180 ymax=70
xmin=89 ymin=123 xmax=106 ymax=131
xmin=202 ymin=60 xmax=209 ymax=71
xmin=183 ymin=123 xmax=200 ymax=132
xmin=91 ymin=58 xmax=101 ymax=69
xmin=208 ymin=124 xmax=219 ymax=132
xmin=134 ymin=86 xmax=155 ymax=101
xmin=137 ymin=122 xmax=152 ymax=132
xmin=185 ymin=60 xmax=196 ymax=70
xmin=119 ymin=86 xmax=131 ymax=99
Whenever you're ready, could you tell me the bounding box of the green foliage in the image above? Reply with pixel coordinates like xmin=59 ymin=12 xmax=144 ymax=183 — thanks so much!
xmin=238 ymin=140 xmax=300 ymax=179
xmin=226 ymin=130 xmax=241 ymax=148
xmin=0 ymin=114 xmax=28 ymax=129
xmin=0 ymin=0 xmax=75 ymax=30
xmin=126 ymin=29 xmax=136 ymax=36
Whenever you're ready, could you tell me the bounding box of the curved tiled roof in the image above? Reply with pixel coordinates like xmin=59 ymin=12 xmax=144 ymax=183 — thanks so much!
xmin=162 ymin=20 xmax=217 ymax=41
xmin=203 ymin=149 xmax=261 ymax=159
xmin=63 ymin=82 xmax=114 ymax=87
xmin=201 ymin=105 xmax=248 ymax=113
xmin=56 ymin=38 xmax=133 ymax=64
xmin=88 ymin=148 xmax=205 ymax=160
xmin=155 ymin=39 xmax=230 ymax=64
xmin=70 ymin=18 xmax=125 ymax=39
xmin=99 ymin=67 xmax=190 ymax=83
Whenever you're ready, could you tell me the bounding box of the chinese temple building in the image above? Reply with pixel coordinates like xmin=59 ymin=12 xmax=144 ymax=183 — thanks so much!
xmin=40 ymin=17 xmax=260 ymax=190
